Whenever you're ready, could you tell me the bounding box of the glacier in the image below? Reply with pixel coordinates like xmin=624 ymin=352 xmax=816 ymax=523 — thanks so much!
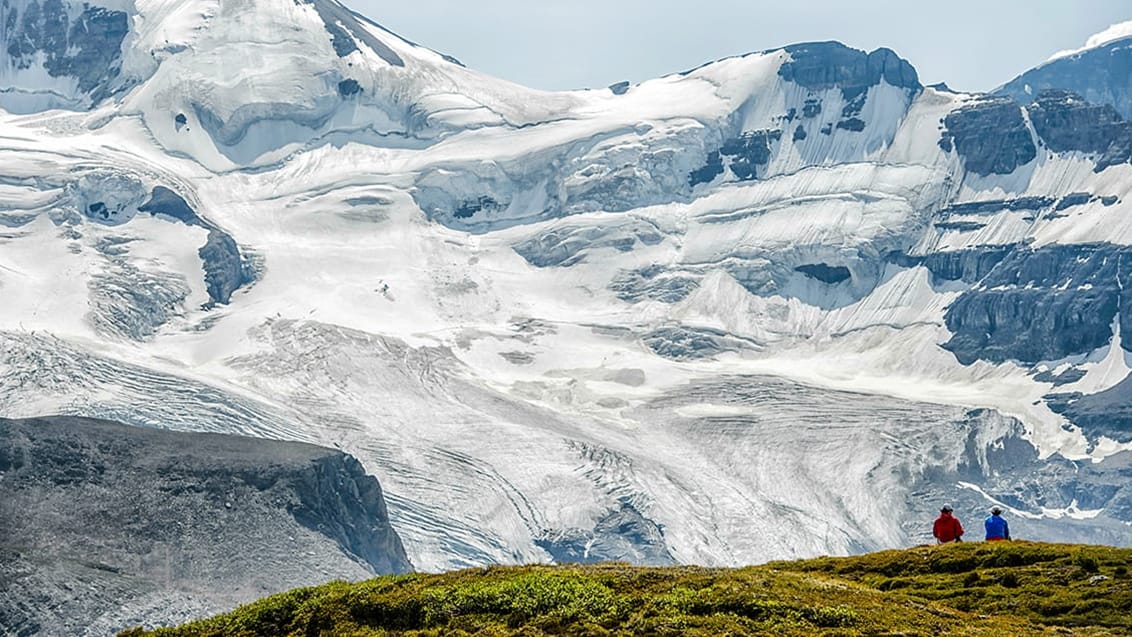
xmin=2 ymin=0 xmax=1132 ymax=578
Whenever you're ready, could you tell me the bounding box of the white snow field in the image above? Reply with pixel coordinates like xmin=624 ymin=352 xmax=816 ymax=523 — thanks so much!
xmin=2 ymin=0 xmax=1132 ymax=572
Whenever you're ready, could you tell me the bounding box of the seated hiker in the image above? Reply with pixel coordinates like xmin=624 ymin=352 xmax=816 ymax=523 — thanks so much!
xmin=985 ymin=506 xmax=1011 ymax=542
xmin=933 ymin=504 xmax=964 ymax=544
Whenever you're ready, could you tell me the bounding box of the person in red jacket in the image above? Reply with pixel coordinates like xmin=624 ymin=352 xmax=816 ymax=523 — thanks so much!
xmin=933 ymin=504 xmax=964 ymax=544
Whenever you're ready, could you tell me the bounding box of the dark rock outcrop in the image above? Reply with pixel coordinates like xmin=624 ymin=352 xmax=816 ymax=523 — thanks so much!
xmin=337 ymin=79 xmax=363 ymax=97
xmin=794 ymin=263 xmax=851 ymax=284
xmin=836 ymin=117 xmax=866 ymax=132
xmin=300 ymin=0 xmax=403 ymax=66
xmin=137 ymin=186 xmax=200 ymax=225
xmin=935 ymin=197 xmax=1056 ymax=218
xmin=802 ymin=97 xmax=822 ymax=118
xmin=942 ymin=244 xmax=1132 ymax=365
xmin=2 ymin=0 xmax=129 ymax=101
xmin=1041 ymin=373 xmax=1132 ymax=443
xmin=138 ymin=187 xmax=255 ymax=306
xmin=902 ymin=246 xmax=1012 ymax=284
xmin=939 ymin=96 xmax=1036 ymax=175
xmin=1026 ymin=89 xmax=1132 ymax=172
xmin=689 ymin=150 xmax=724 ymax=187
xmin=718 ymin=129 xmax=782 ymax=181
xmin=1047 ymin=374 xmax=1132 ymax=440
xmin=777 ymin=41 xmax=921 ymax=101
xmin=0 ymin=415 xmax=411 ymax=636
xmin=198 ymin=229 xmax=252 ymax=305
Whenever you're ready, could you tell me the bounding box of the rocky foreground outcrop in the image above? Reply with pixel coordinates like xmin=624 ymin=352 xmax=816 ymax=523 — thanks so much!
xmin=0 ymin=416 xmax=411 ymax=637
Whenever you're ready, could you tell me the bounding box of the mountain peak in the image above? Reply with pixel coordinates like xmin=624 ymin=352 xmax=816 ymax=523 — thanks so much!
xmin=996 ymin=20 xmax=1132 ymax=120
xmin=1049 ymin=20 xmax=1132 ymax=61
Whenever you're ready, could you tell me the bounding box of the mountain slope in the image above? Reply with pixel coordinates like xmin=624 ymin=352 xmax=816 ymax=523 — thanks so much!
xmin=998 ymin=23 xmax=1132 ymax=119
xmin=0 ymin=415 xmax=410 ymax=636
xmin=120 ymin=542 xmax=1132 ymax=636
xmin=1 ymin=0 xmax=1131 ymax=575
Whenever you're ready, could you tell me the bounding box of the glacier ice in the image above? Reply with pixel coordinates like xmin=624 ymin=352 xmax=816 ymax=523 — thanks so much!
xmin=1 ymin=0 xmax=1132 ymax=587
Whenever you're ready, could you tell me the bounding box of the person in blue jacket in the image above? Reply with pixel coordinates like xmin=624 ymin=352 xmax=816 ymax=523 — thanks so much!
xmin=985 ymin=506 xmax=1011 ymax=542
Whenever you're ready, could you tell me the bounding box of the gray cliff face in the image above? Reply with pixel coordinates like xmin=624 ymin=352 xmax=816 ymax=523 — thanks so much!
xmin=938 ymin=96 xmax=1036 ymax=176
xmin=0 ymin=416 xmax=410 ymax=637
xmin=1026 ymin=89 xmax=1132 ymax=172
xmin=942 ymin=244 xmax=1132 ymax=366
xmin=1047 ymin=375 xmax=1132 ymax=440
xmin=997 ymin=38 xmax=1132 ymax=120
xmin=776 ymin=41 xmax=921 ymax=99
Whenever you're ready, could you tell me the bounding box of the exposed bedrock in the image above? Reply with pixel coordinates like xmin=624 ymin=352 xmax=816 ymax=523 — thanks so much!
xmin=717 ymin=129 xmax=782 ymax=181
xmin=0 ymin=415 xmax=410 ymax=636
xmin=299 ymin=0 xmax=405 ymax=66
xmin=777 ymin=41 xmax=921 ymax=100
xmin=1026 ymin=89 xmax=1132 ymax=172
xmin=137 ymin=186 xmax=202 ymax=226
xmin=689 ymin=127 xmax=790 ymax=187
xmin=938 ymin=96 xmax=1036 ymax=175
xmin=1 ymin=0 xmax=129 ymax=108
xmin=198 ymin=229 xmax=252 ymax=305
xmin=137 ymin=186 xmax=256 ymax=306
xmin=890 ymin=246 xmax=1015 ymax=285
xmin=794 ymin=263 xmax=851 ymax=284
xmin=1047 ymin=374 xmax=1132 ymax=441
xmin=942 ymin=244 xmax=1132 ymax=365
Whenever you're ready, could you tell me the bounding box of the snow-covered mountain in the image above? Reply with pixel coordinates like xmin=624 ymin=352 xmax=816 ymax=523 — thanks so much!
xmin=999 ymin=22 xmax=1132 ymax=119
xmin=2 ymin=0 xmax=1132 ymax=574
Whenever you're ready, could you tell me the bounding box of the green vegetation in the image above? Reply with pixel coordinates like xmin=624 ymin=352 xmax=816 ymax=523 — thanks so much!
xmin=121 ymin=542 xmax=1132 ymax=636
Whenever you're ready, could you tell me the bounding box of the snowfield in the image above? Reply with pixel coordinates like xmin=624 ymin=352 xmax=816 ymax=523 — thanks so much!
xmin=2 ymin=0 xmax=1132 ymax=575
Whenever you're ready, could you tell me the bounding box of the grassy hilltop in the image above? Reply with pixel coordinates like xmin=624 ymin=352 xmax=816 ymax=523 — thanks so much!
xmin=121 ymin=542 xmax=1132 ymax=636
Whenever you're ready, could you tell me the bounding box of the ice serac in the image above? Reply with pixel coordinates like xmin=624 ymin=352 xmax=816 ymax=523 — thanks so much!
xmin=417 ymin=41 xmax=924 ymax=233
xmin=0 ymin=415 xmax=410 ymax=637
